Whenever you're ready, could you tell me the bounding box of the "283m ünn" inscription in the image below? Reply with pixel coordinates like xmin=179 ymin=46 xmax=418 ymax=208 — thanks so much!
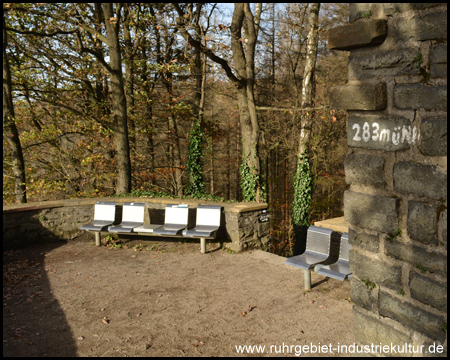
xmin=352 ymin=122 xmax=420 ymax=145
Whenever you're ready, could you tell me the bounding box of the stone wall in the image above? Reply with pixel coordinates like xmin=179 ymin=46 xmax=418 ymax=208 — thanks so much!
xmin=3 ymin=198 xmax=269 ymax=252
xmin=329 ymin=3 xmax=447 ymax=356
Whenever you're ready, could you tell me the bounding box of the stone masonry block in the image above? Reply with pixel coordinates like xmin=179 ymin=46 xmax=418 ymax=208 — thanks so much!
xmin=344 ymin=154 xmax=385 ymax=188
xmin=394 ymin=84 xmax=447 ymax=111
xmin=344 ymin=190 xmax=398 ymax=234
xmin=381 ymin=4 xmax=444 ymax=17
xmin=420 ymin=117 xmax=447 ymax=156
xmin=379 ymin=291 xmax=447 ymax=341
xmin=350 ymin=277 xmax=374 ymax=311
xmin=347 ymin=114 xmax=413 ymax=151
xmin=348 ymin=48 xmax=420 ymax=79
xmin=348 ymin=4 xmax=372 ymax=22
xmin=353 ymin=307 xmax=412 ymax=355
xmin=393 ymin=162 xmax=447 ymax=200
xmin=395 ymin=12 xmax=447 ymax=42
xmin=328 ymin=19 xmax=387 ymax=51
xmin=385 ymin=240 xmax=447 ymax=275
xmin=329 ymin=84 xmax=386 ymax=111
xmin=408 ymin=201 xmax=438 ymax=245
xmin=349 ymin=4 xmax=444 ymax=21
xmin=410 ymin=273 xmax=447 ymax=311
xmin=348 ymin=228 xmax=379 ymax=253
xmin=350 ymin=251 xmax=402 ymax=291
xmin=431 ymin=44 xmax=447 ymax=78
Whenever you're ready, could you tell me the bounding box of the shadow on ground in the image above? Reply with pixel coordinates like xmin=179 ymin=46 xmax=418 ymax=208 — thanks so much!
xmin=3 ymin=240 xmax=78 ymax=357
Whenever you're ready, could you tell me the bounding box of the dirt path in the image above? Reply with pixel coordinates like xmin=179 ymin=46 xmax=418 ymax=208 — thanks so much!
xmin=3 ymin=236 xmax=353 ymax=357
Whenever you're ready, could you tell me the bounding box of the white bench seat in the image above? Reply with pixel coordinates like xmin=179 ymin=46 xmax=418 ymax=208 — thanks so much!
xmin=108 ymin=202 xmax=146 ymax=233
xmin=152 ymin=204 xmax=189 ymax=236
xmin=80 ymin=201 xmax=117 ymax=232
xmin=182 ymin=205 xmax=221 ymax=253
xmin=133 ymin=224 xmax=162 ymax=234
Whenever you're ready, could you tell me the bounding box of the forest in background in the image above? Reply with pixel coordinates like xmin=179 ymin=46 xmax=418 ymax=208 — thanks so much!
xmin=3 ymin=3 xmax=349 ymax=255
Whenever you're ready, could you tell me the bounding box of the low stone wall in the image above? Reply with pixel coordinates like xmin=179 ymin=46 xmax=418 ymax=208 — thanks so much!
xmin=3 ymin=198 xmax=269 ymax=252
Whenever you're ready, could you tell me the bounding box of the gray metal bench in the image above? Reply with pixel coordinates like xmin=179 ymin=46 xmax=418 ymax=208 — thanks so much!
xmin=108 ymin=202 xmax=146 ymax=233
xmin=80 ymin=201 xmax=117 ymax=246
xmin=285 ymin=225 xmax=339 ymax=290
xmin=82 ymin=203 xmax=223 ymax=254
xmin=182 ymin=205 xmax=221 ymax=253
xmin=314 ymin=232 xmax=352 ymax=281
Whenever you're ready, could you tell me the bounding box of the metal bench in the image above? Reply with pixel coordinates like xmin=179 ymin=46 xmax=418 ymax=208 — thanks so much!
xmin=182 ymin=205 xmax=221 ymax=253
xmin=81 ymin=203 xmax=223 ymax=254
xmin=108 ymin=202 xmax=146 ymax=233
xmin=314 ymin=232 xmax=352 ymax=281
xmin=152 ymin=204 xmax=189 ymax=236
xmin=285 ymin=225 xmax=338 ymax=290
xmin=80 ymin=201 xmax=117 ymax=246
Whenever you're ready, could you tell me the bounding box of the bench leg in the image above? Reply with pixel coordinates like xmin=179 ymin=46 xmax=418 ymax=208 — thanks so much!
xmin=200 ymin=238 xmax=206 ymax=254
xmin=95 ymin=232 xmax=101 ymax=246
xmin=304 ymin=270 xmax=311 ymax=290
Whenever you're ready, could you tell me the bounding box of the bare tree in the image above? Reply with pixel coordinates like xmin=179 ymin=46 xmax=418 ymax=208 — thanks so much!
xmin=173 ymin=3 xmax=264 ymax=201
xmin=3 ymin=10 xmax=26 ymax=203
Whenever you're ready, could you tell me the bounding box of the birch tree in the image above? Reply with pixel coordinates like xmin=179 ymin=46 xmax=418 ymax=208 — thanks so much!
xmin=292 ymin=3 xmax=320 ymax=253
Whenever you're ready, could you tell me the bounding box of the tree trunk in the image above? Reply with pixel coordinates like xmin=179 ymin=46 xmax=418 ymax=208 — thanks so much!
xmin=292 ymin=3 xmax=320 ymax=255
xmin=297 ymin=3 xmax=321 ymax=157
xmin=123 ymin=5 xmax=136 ymax=150
xmin=231 ymin=3 xmax=263 ymax=201
xmin=103 ymin=3 xmax=131 ymax=194
xmin=3 ymin=13 xmax=27 ymax=203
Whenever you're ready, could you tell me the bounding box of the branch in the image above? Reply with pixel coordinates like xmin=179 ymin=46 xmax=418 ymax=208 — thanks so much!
xmin=34 ymin=97 xmax=112 ymax=130
xmin=10 ymin=5 xmax=111 ymax=46
xmin=22 ymin=131 xmax=85 ymax=150
xmin=75 ymin=31 xmax=113 ymax=73
xmin=4 ymin=26 xmax=78 ymax=37
xmin=172 ymin=3 xmax=242 ymax=85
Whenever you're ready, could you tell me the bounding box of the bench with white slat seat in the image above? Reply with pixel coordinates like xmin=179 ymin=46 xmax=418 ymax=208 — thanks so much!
xmin=108 ymin=202 xmax=146 ymax=233
xmin=82 ymin=202 xmax=225 ymax=254
xmin=80 ymin=201 xmax=117 ymax=246
xmin=152 ymin=204 xmax=189 ymax=236
xmin=182 ymin=205 xmax=221 ymax=253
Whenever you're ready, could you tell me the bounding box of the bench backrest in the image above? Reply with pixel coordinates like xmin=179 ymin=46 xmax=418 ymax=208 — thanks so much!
xmin=196 ymin=205 xmax=221 ymax=227
xmin=339 ymin=232 xmax=351 ymax=261
xmin=306 ymin=225 xmax=333 ymax=254
xmin=164 ymin=204 xmax=189 ymax=225
xmin=121 ymin=202 xmax=145 ymax=223
xmin=94 ymin=201 xmax=116 ymax=222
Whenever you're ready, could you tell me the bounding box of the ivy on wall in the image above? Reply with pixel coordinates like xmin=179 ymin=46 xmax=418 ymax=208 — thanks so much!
xmin=185 ymin=119 xmax=205 ymax=198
